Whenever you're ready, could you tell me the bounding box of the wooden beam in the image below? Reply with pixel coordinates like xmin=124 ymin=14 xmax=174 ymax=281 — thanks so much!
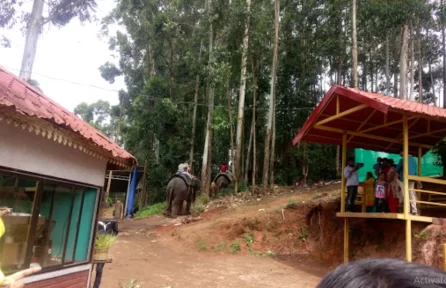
xmin=336 ymin=95 xmax=340 ymax=114
xmin=403 ymin=114 xmax=412 ymax=262
xmin=341 ymin=134 xmax=347 ymax=213
xmin=347 ymin=110 xmax=376 ymax=143
xmin=386 ymin=117 xmax=420 ymax=150
xmin=313 ymin=125 xmax=433 ymax=149
xmin=344 ymin=218 xmax=349 ymax=263
xmin=315 ymin=104 xmax=369 ymax=127
xmin=443 ymin=244 xmax=446 ymax=271
xmin=408 ymin=175 xmax=446 ymax=185
xmin=409 ymin=127 xmax=446 ymax=140
xmin=359 ymin=116 xmax=416 ymax=134
xmin=417 ymin=147 xmax=422 ymax=215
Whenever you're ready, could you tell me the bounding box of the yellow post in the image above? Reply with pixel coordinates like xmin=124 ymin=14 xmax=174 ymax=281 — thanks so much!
xmin=417 ymin=147 xmax=422 ymax=215
xmin=344 ymin=218 xmax=349 ymax=263
xmin=341 ymin=133 xmax=347 ymax=213
xmin=443 ymin=244 xmax=446 ymax=271
xmin=403 ymin=114 xmax=412 ymax=262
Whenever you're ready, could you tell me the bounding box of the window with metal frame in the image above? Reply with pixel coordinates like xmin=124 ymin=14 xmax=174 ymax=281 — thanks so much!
xmin=0 ymin=169 xmax=99 ymax=274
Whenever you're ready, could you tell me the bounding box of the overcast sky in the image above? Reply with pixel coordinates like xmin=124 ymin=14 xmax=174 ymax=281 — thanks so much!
xmin=0 ymin=1 xmax=124 ymax=112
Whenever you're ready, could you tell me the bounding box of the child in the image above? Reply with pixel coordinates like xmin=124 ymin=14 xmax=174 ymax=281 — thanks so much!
xmin=387 ymin=170 xmax=400 ymax=213
xmin=360 ymin=172 xmax=375 ymax=212
xmin=375 ymin=172 xmax=388 ymax=212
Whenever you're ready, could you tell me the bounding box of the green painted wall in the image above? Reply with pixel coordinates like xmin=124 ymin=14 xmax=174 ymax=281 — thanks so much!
xmin=354 ymin=148 xmax=443 ymax=181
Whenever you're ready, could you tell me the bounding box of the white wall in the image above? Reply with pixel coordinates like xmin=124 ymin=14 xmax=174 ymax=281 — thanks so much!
xmin=0 ymin=121 xmax=107 ymax=186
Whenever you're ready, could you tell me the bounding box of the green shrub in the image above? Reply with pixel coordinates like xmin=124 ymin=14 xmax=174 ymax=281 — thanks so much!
xmin=134 ymin=202 xmax=167 ymax=218
xmin=95 ymin=234 xmax=117 ymax=249
xmin=230 ymin=241 xmax=241 ymax=254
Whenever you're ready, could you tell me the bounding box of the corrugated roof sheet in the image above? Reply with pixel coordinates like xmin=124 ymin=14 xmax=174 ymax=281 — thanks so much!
xmin=344 ymin=87 xmax=446 ymax=118
xmin=0 ymin=66 xmax=136 ymax=166
xmin=293 ymin=85 xmax=446 ymax=155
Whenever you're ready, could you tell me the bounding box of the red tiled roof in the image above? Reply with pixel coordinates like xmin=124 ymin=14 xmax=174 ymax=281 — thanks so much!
xmin=293 ymin=85 xmax=446 ymax=155
xmin=0 ymin=66 xmax=137 ymax=167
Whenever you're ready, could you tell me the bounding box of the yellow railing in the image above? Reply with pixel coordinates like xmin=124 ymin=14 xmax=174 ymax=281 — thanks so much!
xmin=405 ymin=176 xmax=446 ymax=211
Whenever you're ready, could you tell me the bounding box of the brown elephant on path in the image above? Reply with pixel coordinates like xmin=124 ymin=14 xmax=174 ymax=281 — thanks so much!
xmin=211 ymin=172 xmax=232 ymax=198
xmin=164 ymin=176 xmax=201 ymax=218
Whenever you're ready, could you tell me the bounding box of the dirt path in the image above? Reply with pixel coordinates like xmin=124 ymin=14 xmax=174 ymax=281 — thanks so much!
xmin=98 ymin=186 xmax=338 ymax=287
xmin=99 ymin=234 xmax=325 ymax=288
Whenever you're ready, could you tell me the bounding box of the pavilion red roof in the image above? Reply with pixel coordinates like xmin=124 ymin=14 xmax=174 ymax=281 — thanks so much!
xmin=293 ymin=86 xmax=446 ymax=155
xmin=0 ymin=66 xmax=137 ymax=167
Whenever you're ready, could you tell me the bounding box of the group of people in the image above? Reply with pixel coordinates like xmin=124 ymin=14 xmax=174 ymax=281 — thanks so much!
xmin=344 ymin=150 xmax=419 ymax=215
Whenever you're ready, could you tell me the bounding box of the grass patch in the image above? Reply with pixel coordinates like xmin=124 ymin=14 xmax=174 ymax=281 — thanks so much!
xmin=414 ymin=230 xmax=430 ymax=241
xmin=230 ymin=241 xmax=241 ymax=254
xmin=119 ymin=279 xmax=140 ymax=288
xmin=191 ymin=194 xmax=210 ymax=217
xmin=243 ymin=232 xmax=254 ymax=251
xmin=211 ymin=241 xmax=226 ymax=252
xmin=312 ymin=193 xmax=322 ymax=199
xmin=298 ymin=227 xmax=309 ymax=242
xmin=134 ymin=202 xmax=167 ymax=218
xmin=196 ymin=239 xmax=208 ymax=251
xmin=285 ymin=198 xmax=297 ymax=209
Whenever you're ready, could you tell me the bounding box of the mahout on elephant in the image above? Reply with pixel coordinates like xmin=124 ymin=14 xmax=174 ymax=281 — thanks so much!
xmin=164 ymin=163 xmax=201 ymax=217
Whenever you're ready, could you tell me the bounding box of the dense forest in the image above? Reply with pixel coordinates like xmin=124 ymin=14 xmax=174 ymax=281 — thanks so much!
xmin=88 ymin=0 xmax=446 ymax=204
xmin=4 ymin=0 xmax=446 ymax=204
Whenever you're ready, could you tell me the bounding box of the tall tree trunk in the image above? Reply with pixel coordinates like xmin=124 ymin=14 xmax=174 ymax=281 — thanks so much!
xmin=190 ymin=41 xmax=203 ymax=173
xmin=417 ymin=19 xmax=423 ymax=103
xmin=226 ymin=79 xmax=235 ymax=178
xmin=234 ymin=0 xmax=251 ymax=193
xmin=410 ymin=27 xmax=415 ymax=100
xmin=245 ymin=116 xmax=254 ymax=185
xmin=352 ymin=0 xmax=358 ymax=89
xmin=429 ymin=59 xmax=435 ymax=105
xmin=168 ymin=39 xmax=174 ymax=98
xmin=20 ymin=0 xmax=44 ymax=81
xmin=385 ymin=34 xmax=391 ymax=95
xmin=149 ymin=43 xmax=156 ymax=76
xmin=400 ymin=24 xmax=409 ymax=99
xmin=252 ymin=59 xmax=258 ymax=189
xmin=269 ymin=98 xmax=276 ymax=188
xmin=201 ymin=0 xmax=214 ymax=196
xmin=263 ymin=0 xmax=280 ymax=189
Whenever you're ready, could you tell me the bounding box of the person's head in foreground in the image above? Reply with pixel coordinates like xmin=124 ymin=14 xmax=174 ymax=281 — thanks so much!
xmin=348 ymin=158 xmax=355 ymax=167
xmin=317 ymin=258 xmax=446 ymax=288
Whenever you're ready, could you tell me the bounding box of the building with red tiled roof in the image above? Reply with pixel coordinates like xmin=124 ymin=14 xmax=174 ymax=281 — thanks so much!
xmin=0 ymin=66 xmax=136 ymax=287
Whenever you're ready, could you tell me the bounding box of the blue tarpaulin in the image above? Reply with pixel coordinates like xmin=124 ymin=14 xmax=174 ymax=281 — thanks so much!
xmin=126 ymin=167 xmax=138 ymax=218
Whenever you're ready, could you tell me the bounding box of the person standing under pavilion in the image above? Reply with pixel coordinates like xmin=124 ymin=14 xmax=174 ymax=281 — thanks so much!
xmin=396 ymin=150 xmax=418 ymax=215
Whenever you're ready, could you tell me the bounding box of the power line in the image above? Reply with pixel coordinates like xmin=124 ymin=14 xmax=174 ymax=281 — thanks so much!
xmin=3 ymin=65 xmax=317 ymax=112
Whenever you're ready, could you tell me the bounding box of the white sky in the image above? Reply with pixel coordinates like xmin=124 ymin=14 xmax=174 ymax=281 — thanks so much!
xmin=0 ymin=1 xmax=124 ymax=112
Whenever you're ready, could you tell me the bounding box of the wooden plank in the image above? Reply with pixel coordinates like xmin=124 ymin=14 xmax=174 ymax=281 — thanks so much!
xmin=315 ymin=104 xmax=368 ymax=126
xmin=337 ymin=212 xmax=405 ymax=220
xmin=336 ymin=212 xmax=432 ymax=223
xmin=341 ymin=134 xmax=347 ymax=213
xmin=344 ymin=218 xmax=349 ymax=264
xmin=409 ymin=175 xmax=446 ymax=186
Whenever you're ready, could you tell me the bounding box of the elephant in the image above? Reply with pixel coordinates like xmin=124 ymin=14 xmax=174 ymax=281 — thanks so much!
xmin=211 ymin=173 xmax=232 ymax=198
xmin=164 ymin=176 xmax=201 ymax=218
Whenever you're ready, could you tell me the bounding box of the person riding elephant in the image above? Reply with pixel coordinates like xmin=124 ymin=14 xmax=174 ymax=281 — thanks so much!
xmin=211 ymin=167 xmax=233 ymax=198
xmin=165 ymin=163 xmax=200 ymax=217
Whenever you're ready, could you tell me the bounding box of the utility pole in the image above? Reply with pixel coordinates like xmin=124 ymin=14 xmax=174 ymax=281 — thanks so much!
xmin=20 ymin=0 xmax=44 ymax=81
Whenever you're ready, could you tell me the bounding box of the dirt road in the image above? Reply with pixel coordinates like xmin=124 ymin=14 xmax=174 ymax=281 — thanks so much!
xmin=100 ymin=233 xmax=325 ymax=288
xmin=98 ymin=187 xmax=337 ymax=288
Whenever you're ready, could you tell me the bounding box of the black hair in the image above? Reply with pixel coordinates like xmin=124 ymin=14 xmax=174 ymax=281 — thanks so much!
xmin=317 ymin=258 xmax=446 ymax=288
xmin=347 ymin=157 xmax=354 ymax=162
xmin=377 ymin=157 xmax=383 ymax=161
xmin=389 ymin=159 xmax=395 ymax=165
xmin=366 ymin=171 xmax=374 ymax=178
xmin=383 ymin=158 xmax=389 ymax=162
